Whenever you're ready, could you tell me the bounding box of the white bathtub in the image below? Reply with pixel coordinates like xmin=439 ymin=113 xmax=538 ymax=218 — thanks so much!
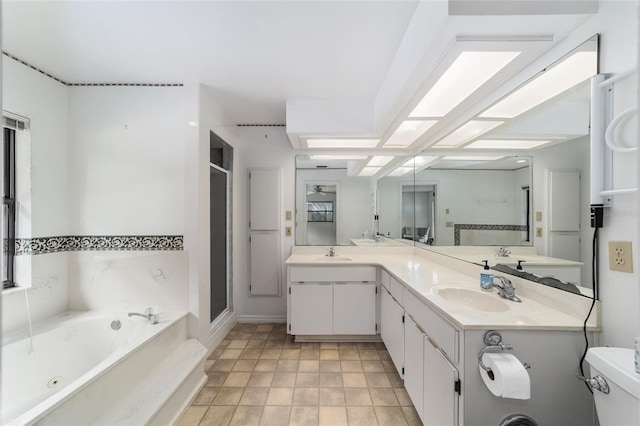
xmin=2 ymin=310 xmax=207 ymax=425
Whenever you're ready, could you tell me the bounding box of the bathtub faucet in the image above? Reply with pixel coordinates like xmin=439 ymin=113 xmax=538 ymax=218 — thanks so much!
xmin=128 ymin=307 xmax=159 ymax=325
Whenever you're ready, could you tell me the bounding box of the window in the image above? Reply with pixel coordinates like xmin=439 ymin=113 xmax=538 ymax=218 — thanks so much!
xmin=3 ymin=124 xmax=16 ymax=288
xmin=307 ymin=202 xmax=334 ymax=222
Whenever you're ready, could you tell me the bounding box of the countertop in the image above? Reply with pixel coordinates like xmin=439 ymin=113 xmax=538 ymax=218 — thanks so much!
xmin=285 ymin=246 xmax=599 ymax=332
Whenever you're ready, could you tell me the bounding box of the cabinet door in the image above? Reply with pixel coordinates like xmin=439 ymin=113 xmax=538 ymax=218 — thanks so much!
xmin=333 ymin=284 xmax=376 ymax=335
xmin=380 ymin=287 xmax=404 ymax=377
xmin=404 ymin=316 xmax=424 ymax=421
xmin=423 ymin=337 xmax=459 ymax=426
xmin=290 ymin=284 xmax=332 ymax=335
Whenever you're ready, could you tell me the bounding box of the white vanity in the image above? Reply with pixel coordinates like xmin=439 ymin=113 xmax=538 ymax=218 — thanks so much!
xmin=285 ymin=246 xmax=599 ymax=426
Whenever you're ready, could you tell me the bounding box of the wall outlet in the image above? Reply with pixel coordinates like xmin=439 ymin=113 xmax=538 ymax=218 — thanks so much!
xmin=446 ymin=221 xmax=453 ymax=228
xmin=285 ymin=210 xmax=292 ymax=221
xmin=609 ymin=241 xmax=633 ymax=272
xmin=535 ymin=211 xmax=542 ymax=221
xmin=536 ymin=227 xmax=542 ymax=237
xmin=285 ymin=226 xmax=292 ymax=237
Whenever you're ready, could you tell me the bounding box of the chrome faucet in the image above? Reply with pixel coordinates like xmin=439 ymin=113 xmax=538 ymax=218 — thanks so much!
xmin=326 ymin=247 xmax=336 ymax=257
xmin=128 ymin=307 xmax=159 ymax=324
xmin=496 ymin=246 xmax=511 ymax=257
xmin=490 ymin=276 xmax=521 ymax=302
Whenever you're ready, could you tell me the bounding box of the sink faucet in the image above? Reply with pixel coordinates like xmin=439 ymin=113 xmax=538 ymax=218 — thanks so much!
xmin=128 ymin=307 xmax=159 ymax=324
xmin=327 ymin=247 xmax=336 ymax=257
xmin=496 ymin=246 xmax=511 ymax=257
xmin=490 ymin=276 xmax=521 ymax=303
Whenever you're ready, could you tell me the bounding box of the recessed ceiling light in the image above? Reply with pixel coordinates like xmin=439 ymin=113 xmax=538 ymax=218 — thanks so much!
xmin=367 ymin=156 xmax=394 ymax=167
xmin=409 ymin=51 xmax=521 ymax=118
xmin=441 ymin=155 xmax=504 ymax=161
xmin=384 ymin=120 xmax=437 ymax=147
xmin=432 ymin=120 xmax=504 ymax=147
xmin=464 ymin=139 xmax=551 ymax=149
xmin=480 ymin=51 xmax=598 ymax=118
xmin=358 ymin=167 xmax=381 ymax=176
xmin=309 ymin=155 xmax=368 ymax=160
xmin=306 ymin=139 xmax=379 ymax=148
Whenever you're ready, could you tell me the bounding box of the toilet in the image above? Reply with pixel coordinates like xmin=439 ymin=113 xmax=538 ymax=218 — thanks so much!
xmin=585 ymin=347 xmax=640 ymax=426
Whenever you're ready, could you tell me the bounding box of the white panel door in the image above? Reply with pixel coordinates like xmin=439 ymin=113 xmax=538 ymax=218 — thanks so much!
xmin=250 ymin=168 xmax=280 ymax=231
xmin=380 ymin=286 xmax=404 ymax=377
xmin=423 ymin=337 xmax=459 ymax=426
xmin=404 ymin=315 xmax=424 ymax=421
xmin=249 ymin=232 xmax=280 ymax=295
xmin=290 ymin=284 xmax=333 ymax=335
xmin=333 ymin=284 xmax=376 ymax=335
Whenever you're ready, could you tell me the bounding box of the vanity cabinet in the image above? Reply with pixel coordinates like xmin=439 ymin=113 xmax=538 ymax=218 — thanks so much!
xmin=380 ymin=284 xmax=404 ymax=376
xmin=288 ymin=266 xmax=377 ymax=336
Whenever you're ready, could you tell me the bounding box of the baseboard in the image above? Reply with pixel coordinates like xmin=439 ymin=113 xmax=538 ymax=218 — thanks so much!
xmin=237 ymin=314 xmax=287 ymax=323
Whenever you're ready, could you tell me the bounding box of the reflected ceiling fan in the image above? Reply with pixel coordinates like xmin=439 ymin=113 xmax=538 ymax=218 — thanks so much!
xmin=307 ymin=185 xmax=326 ymax=195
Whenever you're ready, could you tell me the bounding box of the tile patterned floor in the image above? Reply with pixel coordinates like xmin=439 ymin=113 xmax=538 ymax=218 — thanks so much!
xmin=177 ymin=323 xmax=421 ymax=426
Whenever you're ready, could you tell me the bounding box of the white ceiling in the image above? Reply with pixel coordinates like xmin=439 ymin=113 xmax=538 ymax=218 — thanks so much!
xmin=2 ymin=0 xmax=597 ymax=132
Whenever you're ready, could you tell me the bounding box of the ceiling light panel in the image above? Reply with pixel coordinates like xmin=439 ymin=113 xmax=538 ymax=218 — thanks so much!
xmin=309 ymin=155 xmax=369 ymax=160
xmin=409 ymin=51 xmax=520 ymax=118
xmin=441 ymin=155 xmax=504 ymax=161
xmin=465 ymin=139 xmax=551 ymax=149
xmin=432 ymin=120 xmax=504 ymax=147
xmin=480 ymin=51 xmax=598 ymax=118
xmin=367 ymin=156 xmax=394 ymax=167
xmin=384 ymin=120 xmax=437 ymax=147
xmin=358 ymin=167 xmax=381 ymax=176
xmin=306 ymin=139 xmax=380 ymax=148
xmin=387 ymin=167 xmax=414 ymax=176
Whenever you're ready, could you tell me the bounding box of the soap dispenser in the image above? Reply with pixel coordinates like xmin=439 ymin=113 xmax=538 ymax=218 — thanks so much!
xmin=480 ymin=260 xmax=493 ymax=289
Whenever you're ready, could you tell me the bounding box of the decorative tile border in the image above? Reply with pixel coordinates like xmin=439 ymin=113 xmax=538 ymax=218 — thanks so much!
xmin=453 ymin=224 xmax=528 ymax=246
xmin=16 ymin=235 xmax=183 ymax=255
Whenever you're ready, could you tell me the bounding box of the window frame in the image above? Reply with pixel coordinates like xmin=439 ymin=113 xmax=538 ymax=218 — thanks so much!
xmin=3 ymin=125 xmax=16 ymax=289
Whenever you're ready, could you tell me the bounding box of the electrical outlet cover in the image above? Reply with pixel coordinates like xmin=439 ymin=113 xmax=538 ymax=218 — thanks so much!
xmin=609 ymin=241 xmax=633 ymax=273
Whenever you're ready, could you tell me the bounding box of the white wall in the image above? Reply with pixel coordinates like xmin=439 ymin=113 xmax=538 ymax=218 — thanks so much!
xmin=596 ymin=0 xmax=640 ymax=348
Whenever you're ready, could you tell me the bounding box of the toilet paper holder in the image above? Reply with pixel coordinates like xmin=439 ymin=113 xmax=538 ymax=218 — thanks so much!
xmin=479 ymin=330 xmax=531 ymax=372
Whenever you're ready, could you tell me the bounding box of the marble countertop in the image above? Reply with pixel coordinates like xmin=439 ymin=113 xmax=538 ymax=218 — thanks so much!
xmin=285 ymin=246 xmax=599 ymax=332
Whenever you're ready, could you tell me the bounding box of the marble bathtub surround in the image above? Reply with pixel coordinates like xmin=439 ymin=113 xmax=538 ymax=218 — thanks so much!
xmin=16 ymin=235 xmax=183 ymax=255
xmin=178 ymin=323 xmax=420 ymax=426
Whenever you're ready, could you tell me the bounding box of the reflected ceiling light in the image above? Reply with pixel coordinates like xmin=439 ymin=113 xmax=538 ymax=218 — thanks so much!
xmin=409 ymin=51 xmax=520 ymax=118
xmin=480 ymin=51 xmax=598 ymax=118
xmin=441 ymin=155 xmax=504 ymax=161
xmin=384 ymin=120 xmax=437 ymax=147
xmin=309 ymin=155 xmax=368 ymax=160
xmin=465 ymin=139 xmax=551 ymax=149
xmin=306 ymin=139 xmax=379 ymax=148
xmin=516 ymin=159 xmax=528 ymax=163
xmin=358 ymin=167 xmax=381 ymax=176
xmin=414 ymin=156 xmax=439 ymax=166
xmin=367 ymin=156 xmax=394 ymax=167
xmin=432 ymin=120 xmax=504 ymax=147
xmin=387 ymin=167 xmax=414 ymax=176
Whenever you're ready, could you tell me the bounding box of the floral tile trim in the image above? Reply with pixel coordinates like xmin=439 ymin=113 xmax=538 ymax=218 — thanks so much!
xmin=16 ymin=235 xmax=183 ymax=255
xmin=454 ymin=224 xmax=528 ymax=246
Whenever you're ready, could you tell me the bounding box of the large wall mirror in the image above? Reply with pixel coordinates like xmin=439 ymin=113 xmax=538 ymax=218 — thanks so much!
xmin=295 ymin=36 xmax=597 ymax=298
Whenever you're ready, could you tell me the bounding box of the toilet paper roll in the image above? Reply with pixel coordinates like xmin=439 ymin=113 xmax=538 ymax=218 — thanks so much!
xmin=479 ymin=352 xmax=531 ymax=400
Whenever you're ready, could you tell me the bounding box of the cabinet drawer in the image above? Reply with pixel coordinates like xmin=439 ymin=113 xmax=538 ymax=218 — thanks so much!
xmin=380 ymin=269 xmax=403 ymax=303
xmin=289 ymin=266 xmax=377 ymax=283
xmin=404 ymin=289 xmax=459 ymax=364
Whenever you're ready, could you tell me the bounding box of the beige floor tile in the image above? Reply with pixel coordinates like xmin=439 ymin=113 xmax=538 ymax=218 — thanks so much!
xmin=365 ymin=373 xmax=392 ymax=388
xmin=239 ymin=387 xmax=269 ymax=405
xmin=227 ymin=339 xmax=249 ymax=349
xmin=319 ymin=360 xmax=342 ymax=373
xmin=394 ymin=388 xmax=412 ymax=406
xmin=319 ymin=372 xmax=343 ymax=388
xmin=344 ymin=388 xmax=372 ymax=406
xmin=220 ymin=349 xmax=243 ymax=360
xmin=200 ymin=406 xmax=236 ymax=426
xmin=254 ymin=359 xmax=278 ymax=372
xmin=402 ymin=406 xmax=422 ymax=426
xmin=260 ymin=349 xmax=282 ymax=360
xmin=280 ymin=349 xmax=301 ymax=359
xmin=339 ymin=350 xmax=360 ymax=360
xmin=212 ymin=387 xmax=244 ymax=406
xmin=319 ymin=406 xmax=348 ymax=426
xmin=259 ymin=406 xmax=291 ymax=426
xmin=319 ymin=342 xmax=338 ymax=350
xmin=319 ymin=350 xmax=340 ymax=360
xmin=341 ymin=360 xmax=363 ymax=372
xmin=205 ymin=360 xmax=216 ymax=371
xmin=289 ymin=406 xmax=319 ymax=426
xmin=369 ymin=388 xmax=400 ymax=406
xmin=342 ymin=372 xmax=367 ymax=388
xmin=293 ymin=387 xmax=319 ymax=405
xmin=300 ymin=350 xmax=320 ymax=360
xmin=276 ymin=359 xmax=299 ymax=372
xmin=318 ymin=387 xmax=345 ymax=406
xmin=272 ymin=372 xmax=297 ymax=387
xmin=241 ymin=349 xmax=264 ymax=360
xmin=346 ymin=406 xmax=379 ymax=426
xmin=223 ymin=372 xmax=252 ymax=387
xmin=176 ymin=406 xmax=208 ymax=426
xmin=208 ymin=349 xmax=224 ymax=360
xmin=359 ymin=350 xmax=381 ymax=360
xmin=266 ymin=387 xmax=295 ymax=406
xmin=296 ymin=372 xmax=319 ymax=387
xmin=378 ymin=350 xmax=391 ymax=361
xmin=362 ymin=360 xmax=386 ymax=373
xmin=338 ymin=342 xmax=358 ymax=350
xmin=387 ymin=372 xmax=404 ymax=388
xmin=192 ymin=387 xmax=219 ymax=405
xmin=301 ymin=342 xmax=320 ymax=350
xmin=232 ymin=359 xmax=258 ymax=372
xmin=210 ymin=359 xmax=237 ymax=372
xmin=229 ymin=405 xmax=263 ymax=426
xmin=237 ymin=332 xmax=256 ymax=339
xmin=298 ymin=360 xmax=320 ymax=372
xmin=357 ymin=342 xmax=377 ymax=350
xmin=206 ymin=372 xmax=229 ymax=387
xmin=248 ymin=372 xmax=275 ymax=388
xmin=218 ymin=339 xmax=231 ymax=349
xmin=246 ymin=339 xmax=267 ymax=349
xmin=252 ymin=332 xmax=271 ymax=340
xmin=256 ymin=324 xmax=274 ymax=332
xmin=264 ymin=340 xmax=285 ymax=349
xmin=374 ymin=406 xmax=408 ymax=426
xmin=283 ymin=340 xmax=303 ymax=349
xmin=382 ymin=360 xmax=397 ymax=373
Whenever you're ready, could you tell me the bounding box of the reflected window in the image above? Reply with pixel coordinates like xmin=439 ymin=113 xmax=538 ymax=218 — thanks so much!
xmin=307 ymin=202 xmax=334 ymax=222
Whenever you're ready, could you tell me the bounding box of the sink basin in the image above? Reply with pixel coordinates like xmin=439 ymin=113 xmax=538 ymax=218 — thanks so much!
xmin=312 ymin=256 xmax=352 ymax=262
xmin=430 ymin=286 xmax=509 ymax=312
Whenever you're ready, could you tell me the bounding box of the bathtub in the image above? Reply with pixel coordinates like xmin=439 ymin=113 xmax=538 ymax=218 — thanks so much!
xmin=2 ymin=310 xmax=207 ymax=425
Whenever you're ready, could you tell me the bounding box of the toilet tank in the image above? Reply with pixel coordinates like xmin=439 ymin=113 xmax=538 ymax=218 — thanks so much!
xmin=585 ymin=347 xmax=640 ymax=426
